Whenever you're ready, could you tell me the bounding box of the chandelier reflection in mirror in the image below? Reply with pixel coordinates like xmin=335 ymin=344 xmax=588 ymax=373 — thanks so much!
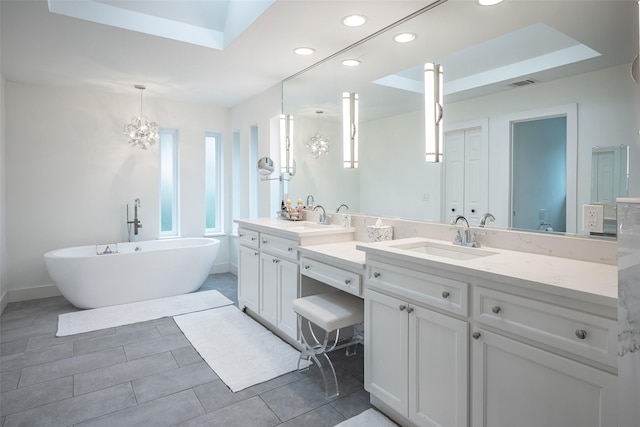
xmin=124 ymin=85 xmax=159 ymax=150
xmin=306 ymin=110 xmax=330 ymax=158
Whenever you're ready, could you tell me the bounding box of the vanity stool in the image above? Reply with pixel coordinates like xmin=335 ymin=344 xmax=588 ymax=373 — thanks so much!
xmin=292 ymin=292 xmax=364 ymax=398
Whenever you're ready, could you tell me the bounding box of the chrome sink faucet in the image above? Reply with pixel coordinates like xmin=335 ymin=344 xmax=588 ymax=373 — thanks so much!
xmin=127 ymin=198 xmax=143 ymax=242
xmin=451 ymin=215 xmax=478 ymax=247
xmin=480 ymin=212 xmax=495 ymax=227
xmin=336 ymin=203 xmax=349 ymax=213
xmin=314 ymin=205 xmax=328 ymax=224
xmin=306 ymin=194 xmax=315 ymax=208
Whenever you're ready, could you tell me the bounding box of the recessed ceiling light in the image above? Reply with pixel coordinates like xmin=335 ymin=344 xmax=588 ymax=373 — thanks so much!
xmin=394 ymin=33 xmax=417 ymax=43
xmin=477 ymin=0 xmax=504 ymax=5
xmin=342 ymin=14 xmax=367 ymax=27
xmin=294 ymin=47 xmax=315 ymax=56
xmin=342 ymin=59 xmax=361 ymax=67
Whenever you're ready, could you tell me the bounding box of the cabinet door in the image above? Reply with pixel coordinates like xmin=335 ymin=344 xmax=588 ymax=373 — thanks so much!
xmin=238 ymin=244 xmax=260 ymax=312
xmin=277 ymin=258 xmax=298 ymax=340
xmin=444 ymin=130 xmax=465 ymax=219
xmin=409 ymin=305 xmax=468 ymax=427
xmin=463 ymin=127 xmax=484 ymax=224
xmin=364 ymin=290 xmax=409 ymax=416
xmin=471 ymin=329 xmax=617 ymax=427
xmin=259 ymin=253 xmax=279 ymax=326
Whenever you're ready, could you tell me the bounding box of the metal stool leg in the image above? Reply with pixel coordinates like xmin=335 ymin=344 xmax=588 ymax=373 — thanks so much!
xmin=297 ymin=314 xmax=340 ymax=398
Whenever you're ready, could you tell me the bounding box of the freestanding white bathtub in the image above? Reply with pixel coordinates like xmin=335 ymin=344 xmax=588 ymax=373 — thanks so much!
xmin=44 ymin=238 xmax=220 ymax=309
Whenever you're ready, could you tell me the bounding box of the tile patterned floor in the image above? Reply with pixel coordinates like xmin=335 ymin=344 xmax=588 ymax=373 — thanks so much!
xmin=0 ymin=273 xmax=371 ymax=427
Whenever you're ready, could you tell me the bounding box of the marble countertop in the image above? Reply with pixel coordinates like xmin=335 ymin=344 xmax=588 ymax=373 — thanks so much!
xmin=357 ymin=237 xmax=617 ymax=307
xmin=298 ymin=241 xmax=366 ymax=271
xmin=235 ymin=218 xmax=355 ymax=240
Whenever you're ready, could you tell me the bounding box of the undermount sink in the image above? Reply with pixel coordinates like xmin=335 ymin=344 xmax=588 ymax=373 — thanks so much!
xmin=389 ymin=241 xmax=497 ymax=261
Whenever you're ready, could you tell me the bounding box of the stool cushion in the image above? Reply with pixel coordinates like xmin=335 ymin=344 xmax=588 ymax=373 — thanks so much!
xmin=292 ymin=292 xmax=364 ymax=332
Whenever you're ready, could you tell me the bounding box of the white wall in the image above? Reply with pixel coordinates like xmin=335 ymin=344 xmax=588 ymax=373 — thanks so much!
xmin=5 ymin=82 xmax=232 ymax=300
xmin=228 ymin=83 xmax=282 ymax=274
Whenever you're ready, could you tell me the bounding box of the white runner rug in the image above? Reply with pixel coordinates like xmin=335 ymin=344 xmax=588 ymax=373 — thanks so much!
xmin=57 ymin=290 xmax=233 ymax=336
xmin=174 ymin=305 xmax=309 ymax=392
xmin=335 ymin=409 xmax=397 ymax=427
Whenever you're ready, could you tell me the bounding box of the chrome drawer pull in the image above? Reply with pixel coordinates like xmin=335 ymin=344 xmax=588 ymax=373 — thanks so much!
xmin=575 ymin=329 xmax=587 ymax=340
xmin=491 ymin=306 xmax=502 ymax=314
xmin=262 ymin=239 xmax=268 ymax=244
xmin=406 ymin=307 xmax=414 ymax=314
xmin=239 ymin=233 xmax=244 ymax=237
xmin=344 ymin=279 xmax=351 ymax=285
xmin=304 ymin=265 xmax=310 ymax=270
xmin=288 ymin=247 xmax=293 ymax=252
xmin=472 ymin=331 xmax=481 ymax=340
xmin=373 ymin=272 xmax=381 ymax=278
xmin=254 ymin=252 xmax=259 ymax=256
xmin=442 ymin=291 xmax=450 ymax=299
xmin=399 ymin=304 xmax=407 ymax=311
xmin=251 ymin=237 xmax=256 ymax=241
xmin=272 ymin=258 xmax=280 ymax=263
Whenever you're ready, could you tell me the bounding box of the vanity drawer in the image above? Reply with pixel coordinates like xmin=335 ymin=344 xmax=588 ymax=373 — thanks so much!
xmin=367 ymin=261 xmax=468 ymax=317
xmin=474 ymin=287 xmax=617 ymax=367
xmin=260 ymin=233 xmax=298 ymax=261
xmin=238 ymin=228 xmax=259 ymax=248
xmin=301 ymin=256 xmax=362 ymax=297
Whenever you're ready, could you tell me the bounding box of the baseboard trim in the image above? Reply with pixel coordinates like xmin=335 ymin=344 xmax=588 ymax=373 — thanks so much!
xmin=8 ymin=283 xmax=62 ymax=303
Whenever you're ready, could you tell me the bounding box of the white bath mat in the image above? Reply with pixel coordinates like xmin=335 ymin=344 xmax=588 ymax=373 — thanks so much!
xmin=57 ymin=290 xmax=233 ymax=336
xmin=335 ymin=409 xmax=398 ymax=427
xmin=174 ymin=305 xmax=309 ymax=392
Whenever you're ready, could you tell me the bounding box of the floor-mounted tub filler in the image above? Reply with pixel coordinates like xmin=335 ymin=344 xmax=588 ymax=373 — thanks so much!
xmin=44 ymin=238 xmax=220 ymax=309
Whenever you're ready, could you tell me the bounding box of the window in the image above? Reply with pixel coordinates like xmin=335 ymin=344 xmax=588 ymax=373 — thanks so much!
xmin=205 ymin=132 xmax=222 ymax=234
xmin=159 ymin=128 xmax=179 ymax=236
xmin=249 ymin=125 xmax=259 ymax=218
xmin=232 ymin=131 xmax=240 ymax=234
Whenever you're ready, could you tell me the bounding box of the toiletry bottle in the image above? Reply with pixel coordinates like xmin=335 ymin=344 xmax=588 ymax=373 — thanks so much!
xmin=281 ymin=200 xmax=286 ymax=211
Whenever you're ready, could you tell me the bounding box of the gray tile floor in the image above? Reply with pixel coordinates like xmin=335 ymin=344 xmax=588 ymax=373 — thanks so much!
xmin=0 ymin=273 xmax=372 ymax=427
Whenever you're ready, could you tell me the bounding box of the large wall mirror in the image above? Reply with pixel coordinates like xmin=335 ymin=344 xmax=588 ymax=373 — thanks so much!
xmin=283 ymin=0 xmax=638 ymax=235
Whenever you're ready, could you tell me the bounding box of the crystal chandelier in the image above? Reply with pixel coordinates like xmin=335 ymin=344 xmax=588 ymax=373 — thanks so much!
xmin=306 ymin=111 xmax=330 ymax=158
xmin=124 ymin=85 xmax=159 ymax=150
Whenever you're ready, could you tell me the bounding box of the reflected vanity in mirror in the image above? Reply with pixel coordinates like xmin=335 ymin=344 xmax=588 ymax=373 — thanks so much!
xmin=283 ymin=0 xmax=637 ymax=237
xmin=591 ymin=145 xmax=630 ymax=235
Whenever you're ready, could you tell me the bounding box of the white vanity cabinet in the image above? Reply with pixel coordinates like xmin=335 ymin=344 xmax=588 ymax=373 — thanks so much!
xmin=365 ymin=261 xmax=469 ymax=427
xmin=470 ymin=286 xmax=617 ymax=427
xmin=237 ymin=227 xmax=299 ymax=341
xmin=362 ymin=253 xmax=617 ymax=427
xmin=238 ymin=228 xmax=260 ymax=312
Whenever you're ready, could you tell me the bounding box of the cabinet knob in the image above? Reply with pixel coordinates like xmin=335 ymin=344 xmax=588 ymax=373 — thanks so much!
xmin=262 ymin=239 xmax=268 ymax=244
xmin=251 ymin=237 xmax=256 ymax=241
xmin=406 ymin=307 xmax=414 ymax=314
xmin=399 ymin=304 xmax=407 ymax=311
xmin=472 ymin=331 xmax=481 ymax=340
xmin=491 ymin=306 xmax=502 ymax=314
xmin=253 ymin=252 xmax=259 ymax=256
xmin=272 ymin=258 xmax=279 ymax=263
xmin=471 ymin=209 xmax=476 ymax=213
xmin=288 ymin=247 xmax=293 ymax=252
xmin=304 ymin=265 xmax=310 ymax=270
xmin=344 ymin=279 xmax=351 ymax=285
xmin=239 ymin=233 xmax=244 ymax=237
xmin=575 ymin=329 xmax=587 ymax=340
xmin=442 ymin=291 xmax=450 ymax=299
xmin=451 ymin=208 xmax=456 ymax=212
xmin=373 ymin=272 xmax=381 ymax=278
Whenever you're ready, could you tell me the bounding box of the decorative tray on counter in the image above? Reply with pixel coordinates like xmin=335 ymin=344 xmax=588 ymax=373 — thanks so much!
xmin=276 ymin=210 xmax=304 ymax=221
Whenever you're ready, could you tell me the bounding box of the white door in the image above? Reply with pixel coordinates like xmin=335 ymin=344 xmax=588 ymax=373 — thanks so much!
xmin=444 ymin=130 xmax=465 ymax=221
xmin=471 ymin=329 xmax=617 ymax=427
xmin=277 ymin=259 xmax=299 ymax=340
xmin=238 ymin=245 xmax=260 ymax=312
xmin=259 ymin=253 xmax=279 ymax=326
xmin=409 ymin=305 xmax=468 ymax=427
xmin=444 ymin=126 xmax=487 ymax=225
xmin=365 ymin=290 xmax=409 ymax=416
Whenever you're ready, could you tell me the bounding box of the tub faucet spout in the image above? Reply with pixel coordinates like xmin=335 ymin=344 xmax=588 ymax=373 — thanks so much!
xmin=127 ymin=199 xmax=143 ymax=242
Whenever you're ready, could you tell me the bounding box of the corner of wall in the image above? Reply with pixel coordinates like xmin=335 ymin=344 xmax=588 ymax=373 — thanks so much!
xmin=0 ymin=72 xmax=7 ymax=314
